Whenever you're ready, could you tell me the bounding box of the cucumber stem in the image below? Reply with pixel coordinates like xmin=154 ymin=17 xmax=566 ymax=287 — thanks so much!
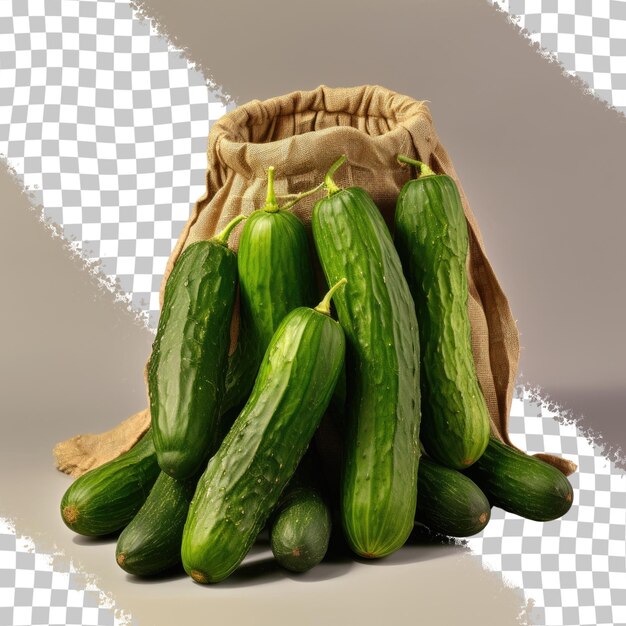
xmin=263 ymin=166 xmax=280 ymax=213
xmin=324 ymin=155 xmax=347 ymax=196
xmin=213 ymin=214 xmax=247 ymax=246
xmin=281 ymin=181 xmax=325 ymax=211
xmin=397 ymin=154 xmax=436 ymax=178
xmin=262 ymin=167 xmax=322 ymax=212
xmin=315 ymin=278 xmax=347 ymax=316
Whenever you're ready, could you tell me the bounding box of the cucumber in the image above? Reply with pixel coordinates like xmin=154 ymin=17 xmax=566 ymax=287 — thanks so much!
xmin=114 ymin=404 xmax=244 ymax=576
xmin=394 ymin=155 xmax=490 ymax=469
xmin=415 ymin=456 xmax=490 ymax=537
xmin=312 ymin=156 xmax=421 ymax=559
xmin=115 ymin=409 xmax=245 ymax=576
xmin=148 ymin=215 xmax=244 ymax=480
xmin=464 ymin=437 xmax=574 ymax=522
xmin=60 ymin=431 xmax=159 ymax=537
xmin=181 ymin=281 xmax=346 ymax=584
xmin=221 ymin=167 xmax=318 ymax=414
xmin=270 ymin=483 xmax=331 ymax=573
xmin=221 ymin=341 xmax=258 ymax=416
xmin=115 ymin=471 xmax=196 ymax=576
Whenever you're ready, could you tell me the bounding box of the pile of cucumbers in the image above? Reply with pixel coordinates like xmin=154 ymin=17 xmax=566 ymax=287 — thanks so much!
xmin=60 ymin=155 xmax=574 ymax=582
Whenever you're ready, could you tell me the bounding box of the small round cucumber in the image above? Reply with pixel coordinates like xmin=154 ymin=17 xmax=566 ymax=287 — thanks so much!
xmin=270 ymin=484 xmax=332 ymax=573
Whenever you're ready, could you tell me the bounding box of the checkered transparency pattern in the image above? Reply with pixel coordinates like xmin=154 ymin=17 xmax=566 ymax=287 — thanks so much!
xmin=0 ymin=0 xmax=234 ymax=329
xmin=490 ymin=0 xmax=626 ymax=113
xmin=0 ymin=519 xmax=127 ymax=626
xmin=466 ymin=389 xmax=626 ymax=626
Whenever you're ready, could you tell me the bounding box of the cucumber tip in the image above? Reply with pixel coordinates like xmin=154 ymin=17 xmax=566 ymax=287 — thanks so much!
xmin=62 ymin=505 xmax=79 ymax=525
xmin=190 ymin=570 xmax=209 ymax=584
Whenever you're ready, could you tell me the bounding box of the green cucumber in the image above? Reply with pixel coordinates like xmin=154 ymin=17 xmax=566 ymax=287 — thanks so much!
xmin=270 ymin=482 xmax=332 ymax=573
xmin=110 ymin=396 xmax=242 ymax=570
xmin=181 ymin=281 xmax=346 ymax=584
xmin=221 ymin=167 xmax=318 ymax=414
xmin=60 ymin=431 xmax=159 ymax=537
xmin=115 ymin=408 xmax=244 ymax=576
xmin=312 ymin=156 xmax=421 ymax=559
xmin=148 ymin=215 xmax=244 ymax=480
xmin=415 ymin=456 xmax=490 ymax=537
xmin=464 ymin=437 xmax=574 ymax=522
xmin=115 ymin=471 xmax=197 ymax=576
xmin=221 ymin=341 xmax=258 ymax=416
xmin=394 ymin=156 xmax=490 ymax=469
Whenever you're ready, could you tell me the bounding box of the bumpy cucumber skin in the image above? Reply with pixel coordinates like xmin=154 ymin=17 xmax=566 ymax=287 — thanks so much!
xmin=115 ymin=471 xmax=196 ymax=576
xmin=312 ymin=187 xmax=421 ymax=559
xmin=270 ymin=485 xmax=331 ymax=573
xmin=394 ymin=174 xmax=490 ymax=469
xmin=181 ymin=307 xmax=345 ymax=584
xmin=415 ymin=457 xmax=490 ymax=537
xmin=464 ymin=437 xmax=574 ymax=522
xmin=221 ymin=209 xmax=317 ymax=414
xmin=60 ymin=432 xmax=159 ymax=537
xmin=148 ymin=240 xmax=237 ymax=480
xmin=221 ymin=342 xmax=258 ymax=416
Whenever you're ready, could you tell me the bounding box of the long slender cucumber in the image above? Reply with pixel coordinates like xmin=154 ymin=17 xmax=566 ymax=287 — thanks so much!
xmin=148 ymin=216 xmax=244 ymax=480
xmin=394 ymin=156 xmax=490 ymax=469
xmin=312 ymin=156 xmax=421 ymax=559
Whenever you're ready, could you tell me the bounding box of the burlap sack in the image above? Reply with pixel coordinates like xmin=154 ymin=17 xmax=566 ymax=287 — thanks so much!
xmin=54 ymin=84 xmax=576 ymax=478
